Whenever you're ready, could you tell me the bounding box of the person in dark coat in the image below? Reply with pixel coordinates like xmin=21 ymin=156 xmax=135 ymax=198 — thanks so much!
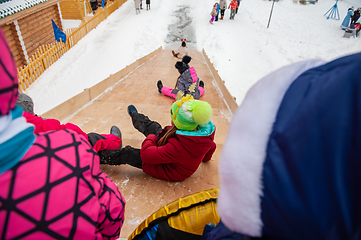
xmin=351 ymin=8 xmax=360 ymax=24
xmin=202 ymin=52 xmax=361 ymax=239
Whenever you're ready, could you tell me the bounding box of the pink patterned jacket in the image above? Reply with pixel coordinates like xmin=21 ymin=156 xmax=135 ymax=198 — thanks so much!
xmin=0 ymin=27 xmax=125 ymax=240
xmin=0 ymin=128 xmax=126 ymax=239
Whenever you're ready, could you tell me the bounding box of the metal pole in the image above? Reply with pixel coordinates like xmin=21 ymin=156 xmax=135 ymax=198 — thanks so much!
xmin=267 ymin=0 xmax=275 ymax=28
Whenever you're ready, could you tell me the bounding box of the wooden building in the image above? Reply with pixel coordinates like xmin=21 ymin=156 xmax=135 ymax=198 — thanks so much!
xmin=59 ymin=0 xmax=92 ymax=20
xmin=0 ymin=0 xmax=64 ymax=68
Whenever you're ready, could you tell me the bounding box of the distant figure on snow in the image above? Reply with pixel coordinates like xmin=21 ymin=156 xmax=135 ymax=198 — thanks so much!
xmin=351 ymin=8 xmax=361 ymax=24
xmin=228 ymin=0 xmax=238 ymax=20
xmin=210 ymin=3 xmax=218 ymax=24
xmin=219 ymin=0 xmax=227 ymax=20
xmin=134 ymin=0 xmax=140 ymax=14
xmin=146 ymin=0 xmax=150 ymax=10
xmin=215 ymin=3 xmax=220 ymax=21
xmin=157 ymin=55 xmax=205 ymax=100
xmin=172 ymin=39 xmax=190 ymax=59
xmin=341 ymin=7 xmax=354 ymax=29
xmin=235 ymin=0 xmax=241 ymax=14
xmin=89 ymin=0 xmax=98 ymax=12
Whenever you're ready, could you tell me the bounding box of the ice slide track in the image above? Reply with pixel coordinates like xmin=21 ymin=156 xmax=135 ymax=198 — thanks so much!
xmin=42 ymin=49 xmax=236 ymax=238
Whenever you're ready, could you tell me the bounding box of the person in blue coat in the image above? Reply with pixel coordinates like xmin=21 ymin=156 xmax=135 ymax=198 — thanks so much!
xmin=202 ymin=52 xmax=361 ymax=239
xmin=341 ymin=7 xmax=354 ymax=29
xmin=215 ymin=3 xmax=220 ymax=21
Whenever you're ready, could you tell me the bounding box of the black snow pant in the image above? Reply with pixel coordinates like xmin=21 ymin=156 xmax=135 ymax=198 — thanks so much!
xmin=220 ymin=9 xmax=225 ymax=17
xmin=109 ymin=112 xmax=162 ymax=169
xmin=88 ymin=132 xmax=123 ymax=165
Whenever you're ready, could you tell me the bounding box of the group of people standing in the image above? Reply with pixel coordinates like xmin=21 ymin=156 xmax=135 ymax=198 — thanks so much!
xmin=134 ymin=0 xmax=150 ymax=14
xmin=341 ymin=6 xmax=360 ymax=29
xmin=210 ymin=0 xmax=240 ymax=24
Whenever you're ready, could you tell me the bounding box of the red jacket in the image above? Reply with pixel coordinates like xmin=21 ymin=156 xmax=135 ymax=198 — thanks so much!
xmin=140 ymin=122 xmax=216 ymax=182
xmin=23 ymin=112 xmax=88 ymax=138
xmin=23 ymin=112 xmax=121 ymax=151
xmin=229 ymin=0 xmax=238 ymax=10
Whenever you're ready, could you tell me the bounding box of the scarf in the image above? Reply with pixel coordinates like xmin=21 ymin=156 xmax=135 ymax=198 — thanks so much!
xmin=0 ymin=106 xmax=35 ymax=174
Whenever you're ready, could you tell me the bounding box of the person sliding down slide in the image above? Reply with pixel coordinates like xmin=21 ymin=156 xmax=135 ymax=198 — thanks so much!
xmin=100 ymin=95 xmax=216 ymax=182
xmin=157 ymin=55 xmax=205 ymax=100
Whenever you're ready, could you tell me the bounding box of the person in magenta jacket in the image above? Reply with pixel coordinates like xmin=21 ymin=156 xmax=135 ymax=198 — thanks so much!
xmin=102 ymin=95 xmax=216 ymax=182
xmin=0 ymin=29 xmax=125 ymax=239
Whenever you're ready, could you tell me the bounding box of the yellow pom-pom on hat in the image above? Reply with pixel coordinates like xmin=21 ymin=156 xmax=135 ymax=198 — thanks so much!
xmin=171 ymin=95 xmax=212 ymax=131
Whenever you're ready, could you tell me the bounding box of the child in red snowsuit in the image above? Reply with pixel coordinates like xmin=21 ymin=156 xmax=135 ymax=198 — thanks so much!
xmin=102 ymin=95 xmax=216 ymax=182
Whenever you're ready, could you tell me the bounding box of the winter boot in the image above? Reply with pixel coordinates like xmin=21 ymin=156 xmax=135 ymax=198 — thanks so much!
xmin=220 ymin=16 xmax=223 ymax=20
xmin=110 ymin=125 xmax=121 ymax=138
xmin=110 ymin=125 xmax=122 ymax=149
xmin=199 ymin=80 xmax=204 ymax=88
xmin=128 ymin=105 xmax=138 ymax=117
xmin=157 ymin=80 xmax=163 ymax=93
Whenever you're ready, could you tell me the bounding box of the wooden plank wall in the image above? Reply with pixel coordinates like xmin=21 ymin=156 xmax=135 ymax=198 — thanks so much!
xmin=60 ymin=0 xmax=85 ymax=20
xmin=17 ymin=5 xmax=62 ymax=63
xmin=1 ymin=23 xmax=26 ymax=67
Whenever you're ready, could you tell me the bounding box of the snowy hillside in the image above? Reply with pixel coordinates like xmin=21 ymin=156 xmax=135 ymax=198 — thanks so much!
xmin=25 ymin=0 xmax=361 ymax=115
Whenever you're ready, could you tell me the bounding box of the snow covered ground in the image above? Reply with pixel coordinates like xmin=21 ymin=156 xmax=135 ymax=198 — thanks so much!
xmin=25 ymin=0 xmax=361 ymax=115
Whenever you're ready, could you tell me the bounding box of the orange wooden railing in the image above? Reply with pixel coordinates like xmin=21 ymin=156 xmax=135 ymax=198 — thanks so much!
xmin=17 ymin=0 xmax=127 ymax=92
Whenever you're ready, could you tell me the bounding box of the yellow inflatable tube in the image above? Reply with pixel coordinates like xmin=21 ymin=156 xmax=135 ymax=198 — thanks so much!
xmin=128 ymin=188 xmax=220 ymax=240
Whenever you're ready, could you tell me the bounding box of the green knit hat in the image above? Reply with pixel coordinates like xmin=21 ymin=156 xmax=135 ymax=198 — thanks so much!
xmin=171 ymin=95 xmax=212 ymax=131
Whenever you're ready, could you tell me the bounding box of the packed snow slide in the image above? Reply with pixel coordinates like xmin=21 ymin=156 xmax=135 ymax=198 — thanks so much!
xmin=63 ymin=49 xmax=234 ymax=238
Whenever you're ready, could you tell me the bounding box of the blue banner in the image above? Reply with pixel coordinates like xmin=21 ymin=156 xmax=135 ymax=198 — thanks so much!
xmin=51 ymin=19 xmax=66 ymax=43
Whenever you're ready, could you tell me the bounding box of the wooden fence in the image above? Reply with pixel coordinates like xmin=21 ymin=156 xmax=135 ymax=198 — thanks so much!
xmin=17 ymin=0 xmax=127 ymax=92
